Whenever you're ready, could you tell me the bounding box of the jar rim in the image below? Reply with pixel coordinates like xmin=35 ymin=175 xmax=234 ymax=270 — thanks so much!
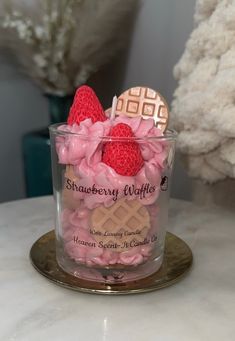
xmin=49 ymin=122 xmax=177 ymax=142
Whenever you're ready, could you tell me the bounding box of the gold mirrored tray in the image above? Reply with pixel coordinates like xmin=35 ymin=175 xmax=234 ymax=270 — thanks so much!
xmin=30 ymin=230 xmax=193 ymax=295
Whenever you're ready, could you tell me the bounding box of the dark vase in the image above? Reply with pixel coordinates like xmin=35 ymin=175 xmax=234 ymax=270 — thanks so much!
xmin=22 ymin=94 xmax=73 ymax=197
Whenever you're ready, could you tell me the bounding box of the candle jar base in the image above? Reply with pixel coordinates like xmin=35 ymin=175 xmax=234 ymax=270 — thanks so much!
xmin=56 ymin=242 xmax=164 ymax=283
xmin=30 ymin=230 xmax=193 ymax=294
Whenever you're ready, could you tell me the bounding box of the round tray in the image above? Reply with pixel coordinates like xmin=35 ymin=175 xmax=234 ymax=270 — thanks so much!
xmin=30 ymin=230 xmax=193 ymax=295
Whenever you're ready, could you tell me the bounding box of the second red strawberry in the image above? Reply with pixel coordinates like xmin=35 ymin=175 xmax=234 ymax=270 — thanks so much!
xmin=102 ymin=123 xmax=144 ymax=176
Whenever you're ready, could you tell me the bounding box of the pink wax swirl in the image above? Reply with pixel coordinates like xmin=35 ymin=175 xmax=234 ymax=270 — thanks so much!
xmin=62 ymin=206 xmax=157 ymax=267
xmin=56 ymin=116 xmax=166 ymax=208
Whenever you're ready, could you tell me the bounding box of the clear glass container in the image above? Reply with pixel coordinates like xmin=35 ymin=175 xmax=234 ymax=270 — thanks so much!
xmin=49 ymin=123 xmax=176 ymax=283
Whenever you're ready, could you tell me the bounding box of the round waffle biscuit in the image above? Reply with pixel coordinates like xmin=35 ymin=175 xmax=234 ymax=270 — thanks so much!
xmin=116 ymin=86 xmax=169 ymax=132
xmin=90 ymin=198 xmax=150 ymax=252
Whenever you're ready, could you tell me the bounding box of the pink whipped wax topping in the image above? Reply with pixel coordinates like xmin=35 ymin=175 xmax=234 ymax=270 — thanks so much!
xmin=56 ymin=116 xmax=166 ymax=209
xmin=56 ymin=116 xmax=165 ymax=267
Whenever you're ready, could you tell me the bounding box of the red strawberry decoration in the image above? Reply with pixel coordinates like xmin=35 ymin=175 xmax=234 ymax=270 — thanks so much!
xmin=67 ymin=85 xmax=106 ymax=125
xmin=102 ymin=123 xmax=144 ymax=176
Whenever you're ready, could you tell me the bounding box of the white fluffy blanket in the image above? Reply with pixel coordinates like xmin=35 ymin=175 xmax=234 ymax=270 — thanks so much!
xmin=172 ymin=0 xmax=235 ymax=183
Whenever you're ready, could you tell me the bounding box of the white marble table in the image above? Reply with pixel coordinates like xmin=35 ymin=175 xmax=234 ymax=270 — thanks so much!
xmin=1 ymin=196 xmax=235 ymax=341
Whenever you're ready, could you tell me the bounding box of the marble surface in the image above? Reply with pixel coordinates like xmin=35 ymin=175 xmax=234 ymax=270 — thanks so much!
xmin=1 ymin=196 xmax=235 ymax=341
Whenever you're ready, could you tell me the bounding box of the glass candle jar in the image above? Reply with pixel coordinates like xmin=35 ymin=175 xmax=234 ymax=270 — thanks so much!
xmin=49 ymin=124 xmax=176 ymax=283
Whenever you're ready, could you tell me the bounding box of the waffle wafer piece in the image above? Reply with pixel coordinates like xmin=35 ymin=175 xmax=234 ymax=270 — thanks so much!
xmin=116 ymin=86 xmax=169 ymax=132
xmin=90 ymin=198 xmax=150 ymax=252
xmin=62 ymin=165 xmax=80 ymax=210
